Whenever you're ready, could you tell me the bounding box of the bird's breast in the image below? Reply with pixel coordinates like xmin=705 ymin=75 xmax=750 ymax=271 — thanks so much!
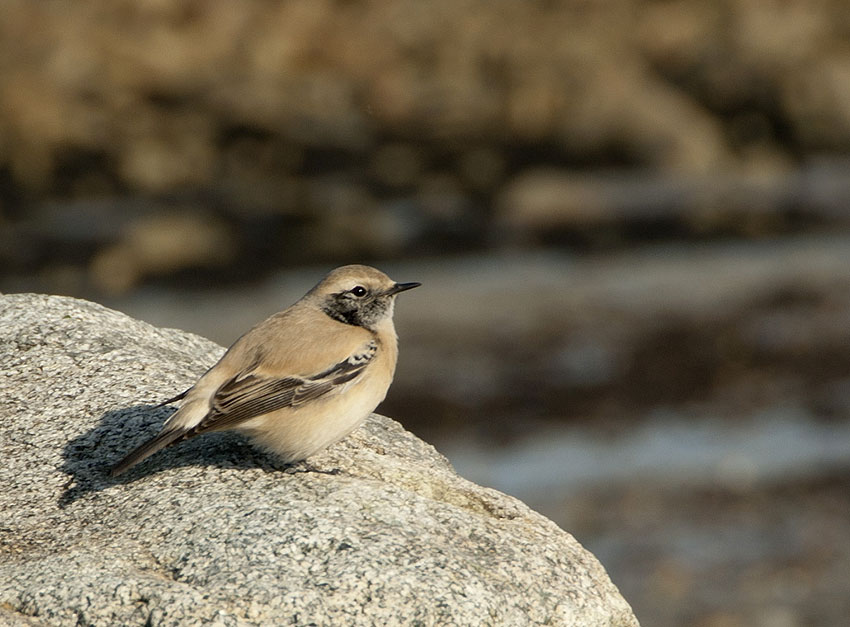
xmin=240 ymin=339 xmax=397 ymax=463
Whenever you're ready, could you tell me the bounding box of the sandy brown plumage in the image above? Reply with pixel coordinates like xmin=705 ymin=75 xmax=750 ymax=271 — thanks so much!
xmin=111 ymin=265 xmax=419 ymax=476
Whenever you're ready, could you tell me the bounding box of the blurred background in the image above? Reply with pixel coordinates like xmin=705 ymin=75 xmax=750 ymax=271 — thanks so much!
xmin=2 ymin=1 xmax=850 ymax=624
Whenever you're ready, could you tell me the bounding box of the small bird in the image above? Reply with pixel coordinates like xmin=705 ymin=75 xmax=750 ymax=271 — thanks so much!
xmin=111 ymin=264 xmax=420 ymax=476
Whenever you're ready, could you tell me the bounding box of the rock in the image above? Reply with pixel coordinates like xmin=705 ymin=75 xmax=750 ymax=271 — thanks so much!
xmin=5 ymin=0 xmax=849 ymax=199
xmin=87 ymin=211 xmax=237 ymax=295
xmin=0 ymin=294 xmax=638 ymax=626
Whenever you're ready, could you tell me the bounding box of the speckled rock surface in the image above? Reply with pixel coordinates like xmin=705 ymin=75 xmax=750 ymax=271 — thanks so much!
xmin=0 ymin=293 xmax=638 ymax=626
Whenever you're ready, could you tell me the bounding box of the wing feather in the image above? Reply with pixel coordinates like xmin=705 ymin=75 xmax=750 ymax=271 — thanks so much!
xmin=191 ymin=340 xmax=378 ymax=435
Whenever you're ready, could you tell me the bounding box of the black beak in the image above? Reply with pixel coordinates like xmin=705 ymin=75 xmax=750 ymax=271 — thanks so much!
xmin=385 ymin=281 xmax=421 ymax=296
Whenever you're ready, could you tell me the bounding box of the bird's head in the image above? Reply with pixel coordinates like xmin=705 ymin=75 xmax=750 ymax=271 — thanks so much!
xmin=310 ymin=265 xmax=420 ymax=330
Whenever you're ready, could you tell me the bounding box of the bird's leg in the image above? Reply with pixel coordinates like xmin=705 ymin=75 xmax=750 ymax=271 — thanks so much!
xmin=282 ymin=460 xmax=342 ymax=476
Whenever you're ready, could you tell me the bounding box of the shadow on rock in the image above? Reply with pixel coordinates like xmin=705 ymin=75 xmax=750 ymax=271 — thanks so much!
xmin=59 ymin=403 xmax=290 ymax=507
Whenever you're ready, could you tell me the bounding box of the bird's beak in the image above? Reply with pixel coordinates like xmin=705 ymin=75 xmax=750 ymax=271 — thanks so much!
xmin=384 ymin=282 xmax=421 ymax=296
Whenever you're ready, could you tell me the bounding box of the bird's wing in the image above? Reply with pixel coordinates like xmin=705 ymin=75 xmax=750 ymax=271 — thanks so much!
xmin=190 ymin=339 xmax=379 ymax=434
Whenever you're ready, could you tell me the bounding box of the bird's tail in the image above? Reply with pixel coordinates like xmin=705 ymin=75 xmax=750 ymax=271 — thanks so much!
xmin=110 ymin=427 xmax=188 ymax=477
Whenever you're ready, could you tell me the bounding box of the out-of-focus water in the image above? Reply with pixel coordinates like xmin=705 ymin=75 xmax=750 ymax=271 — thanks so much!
xmin=441 ymin=407 xmax=850 ymax=511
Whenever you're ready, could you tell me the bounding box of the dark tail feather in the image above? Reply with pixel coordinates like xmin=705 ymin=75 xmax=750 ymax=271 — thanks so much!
xmin=110 ymin=428 xmax=188 ymax=477
xmin=152 ymin=388 xmax=190 ymax=408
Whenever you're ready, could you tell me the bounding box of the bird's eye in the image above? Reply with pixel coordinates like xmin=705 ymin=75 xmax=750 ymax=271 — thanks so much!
xmin=350 ymin=285 xmax=367 ymax=297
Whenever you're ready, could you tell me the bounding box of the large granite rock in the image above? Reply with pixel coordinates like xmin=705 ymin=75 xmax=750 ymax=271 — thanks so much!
xmin=0 ymin=293 xmax=638 ymax=626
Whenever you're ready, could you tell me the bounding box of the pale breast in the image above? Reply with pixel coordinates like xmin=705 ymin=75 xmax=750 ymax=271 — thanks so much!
xmin=239 ymin=330 xmax=398 ymax=463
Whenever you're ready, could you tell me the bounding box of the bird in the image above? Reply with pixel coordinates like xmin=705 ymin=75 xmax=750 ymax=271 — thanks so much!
xmin=110 ymin=264 xmax=420 ymax=476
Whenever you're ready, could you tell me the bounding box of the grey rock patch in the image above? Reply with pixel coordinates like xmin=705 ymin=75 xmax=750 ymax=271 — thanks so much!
xmin=0 ymin=293 xmax=638 ymax=626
